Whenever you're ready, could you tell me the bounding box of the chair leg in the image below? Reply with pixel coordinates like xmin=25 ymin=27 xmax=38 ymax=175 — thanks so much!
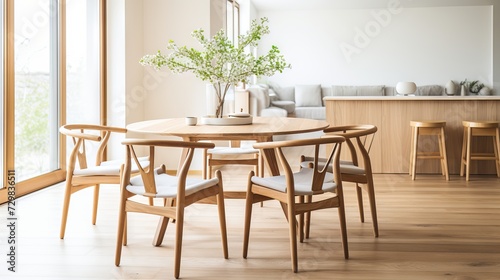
xmin=338 ymin=199 xmax=349 ymax=260
xmin=440 ymin=127 xmax=449 ymax=181
xmin=92 ymin=184 xmax=100 ymax=225
xmin=411 ymin=127 xmax=419 ymax=180
xmin=123 ymin=217 xmax=127 ymax=246
xmin=356 ymin=184 xmax=364 ymax=223
xmin=243 ymin=171 xmax=255 ymax=259
xmin=305 ymin=195 xmax=312 ymax=239
xmin=202 ymin=149 xmax=208 ymax=180
xmin=59 ymin=181 xmax=72 ymax=239
xmin=299 ymin=196 xmax=305 ymax=243
xmin=174 ymin=207 xmax=185 ymax=279
xmin=437 ymin=133 xmax=445 ymax=177
xmin=460 ymin=127 xmax=467 ymax=177
xmin=287 ymin=199 xmax=298 ymax=273
xmin=115 ymin=194 xmax=128 ymax=266
xmin=366 ymin=180 xmax=379 ymax=237
xmin=215 ymin=170 xmax=228 ymax=259
xmin=466 ymin=127 xmax=472 ymax=181
xmin=493 ymin=129 xmax=500 ymax=177
xmin=409 ymin=126 xmax=415 ymax=176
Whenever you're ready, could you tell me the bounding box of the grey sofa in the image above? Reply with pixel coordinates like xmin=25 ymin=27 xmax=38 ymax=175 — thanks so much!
xmin=248 ymin=84 xmax=445 ymax=120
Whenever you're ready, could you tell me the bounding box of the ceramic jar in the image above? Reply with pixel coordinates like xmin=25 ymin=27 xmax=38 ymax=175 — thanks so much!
xmin=445 ymin=80 xmax=457 ymax=96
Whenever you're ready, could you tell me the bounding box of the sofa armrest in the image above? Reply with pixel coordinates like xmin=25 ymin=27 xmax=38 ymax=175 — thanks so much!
xmin=248 ymin=86 xmax=270 ymax=116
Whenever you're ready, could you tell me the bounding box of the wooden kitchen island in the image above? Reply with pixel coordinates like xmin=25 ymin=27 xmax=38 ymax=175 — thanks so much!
xmin=324 ymin=96 xmax=500 ymax=174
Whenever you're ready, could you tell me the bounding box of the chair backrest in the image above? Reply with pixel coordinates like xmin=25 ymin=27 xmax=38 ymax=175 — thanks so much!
xmin=121 ymin=139 xmax=216 ymax=198
xmin=60 ymin=124 xmax=127 ymax=173
xmin=253 ymin=136 xmax=345 ymax=193
xmin=323 ymin=125 xmax=377 ymax=172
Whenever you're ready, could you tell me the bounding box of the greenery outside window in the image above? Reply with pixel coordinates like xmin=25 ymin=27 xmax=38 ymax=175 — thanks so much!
xmin=1 ymin=0 xmax=107 ymax=204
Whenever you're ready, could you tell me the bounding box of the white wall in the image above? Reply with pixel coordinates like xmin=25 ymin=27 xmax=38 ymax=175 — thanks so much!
xmin=256 ymin=5 xmax=495 ymax=92
xmin=141 ymin=0 xmax=212 ymax=122
xmin=115 ymin=0 xmax=225 ymax=168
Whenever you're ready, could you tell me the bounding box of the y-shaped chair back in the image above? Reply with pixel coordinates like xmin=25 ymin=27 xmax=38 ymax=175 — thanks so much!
xmin=59 ymin=124 xmax=147 ymax=239
xmin=115 ymin=139 xmax=228 ymax=279
xmin=301 ymin=124 xmax=379 ymax=237
xmin=243 ymin=135 xmax=348 ymax=273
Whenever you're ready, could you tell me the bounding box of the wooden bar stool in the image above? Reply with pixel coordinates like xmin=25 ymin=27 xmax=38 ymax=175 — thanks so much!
xmin=409 ymin=121 xmax=449 ymax=180
xmin=460 ymin=121 xmax=500 ymax=181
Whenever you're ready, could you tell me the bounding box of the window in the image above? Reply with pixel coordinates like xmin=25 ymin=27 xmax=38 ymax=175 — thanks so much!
xmin=14 ymin=0 xmax=60 ymax=181
xmin=1 ymin=0 xmax=106 ymax=203
xmin=226 ymin=0 xmax=239 ymax=46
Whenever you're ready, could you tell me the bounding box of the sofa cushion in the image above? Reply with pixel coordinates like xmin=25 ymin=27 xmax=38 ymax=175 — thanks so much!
xmin=332 ymin=85 xmax=385 ymax=96
xmin=415 ymin=85 xmax=444 ymax=96
xmin=294 ymin=107 xmax=325 ymax=120
xmin=295 ymin=84 xmax=322 ymax=107
xmin=274 ymin=86 xmax=295 ymax=102
xmin=268 ymin=88 xmax=279 ymax=102
xmin=270 ymin=100 xmax=295 ymax=114
xmin=260 ymin=107 xmax=288 ymax=117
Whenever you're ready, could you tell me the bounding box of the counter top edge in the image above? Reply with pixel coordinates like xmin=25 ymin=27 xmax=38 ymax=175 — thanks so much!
xmin=323 ymin=96 xmax=500 ymax=101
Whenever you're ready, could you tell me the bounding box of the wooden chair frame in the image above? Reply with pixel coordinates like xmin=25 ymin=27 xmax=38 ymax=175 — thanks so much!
xmin=301 ymin=124 xmax=379 ymax=237
xmin=115 ymin=139 xmax=228 ymax=279
xmin=59 ymin=124 xmax=128 ymax=239
xmin=243 ymin=136 xmax=348 ymax=273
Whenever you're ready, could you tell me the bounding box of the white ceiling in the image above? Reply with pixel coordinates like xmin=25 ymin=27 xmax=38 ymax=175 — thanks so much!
xmin=250 ymin=0 xmax=495 ymax=11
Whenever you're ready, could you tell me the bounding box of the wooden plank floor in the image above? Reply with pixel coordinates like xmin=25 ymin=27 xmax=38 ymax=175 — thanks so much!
xmin=1 ymin=171 xmax=499 ymax=279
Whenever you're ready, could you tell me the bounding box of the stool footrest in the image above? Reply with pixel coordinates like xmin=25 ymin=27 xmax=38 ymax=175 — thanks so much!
xmin=416 ymin=152 xmax=443 ymax=159
xmin=464 ymin=153 xmax=498 ymax=160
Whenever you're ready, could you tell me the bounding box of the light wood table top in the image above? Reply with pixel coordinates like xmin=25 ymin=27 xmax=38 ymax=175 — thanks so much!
xmin=127 ymin=117 xmax=329 ymax=142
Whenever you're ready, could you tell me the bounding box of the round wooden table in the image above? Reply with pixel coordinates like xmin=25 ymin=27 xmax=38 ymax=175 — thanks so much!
xmin=128 ymin=117 xmax=329 ymax=246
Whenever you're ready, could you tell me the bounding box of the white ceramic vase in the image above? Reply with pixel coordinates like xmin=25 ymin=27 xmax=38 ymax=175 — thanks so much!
xmin=445 ymin=80 xmax=457 ymax=96
xmin=460 ymin=85 xmax=467 ymax=96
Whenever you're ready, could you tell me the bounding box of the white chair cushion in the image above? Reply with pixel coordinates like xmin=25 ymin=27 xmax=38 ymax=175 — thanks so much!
xmin=208 ymin=147 xmax=258 ymax=155
xmin=251 ymin=168 xmax=336 ymax=196
xmin=127 ymin=173 xmax=219 ymax=198
xmin=73 ymin=157 xmax=149 ymax=176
